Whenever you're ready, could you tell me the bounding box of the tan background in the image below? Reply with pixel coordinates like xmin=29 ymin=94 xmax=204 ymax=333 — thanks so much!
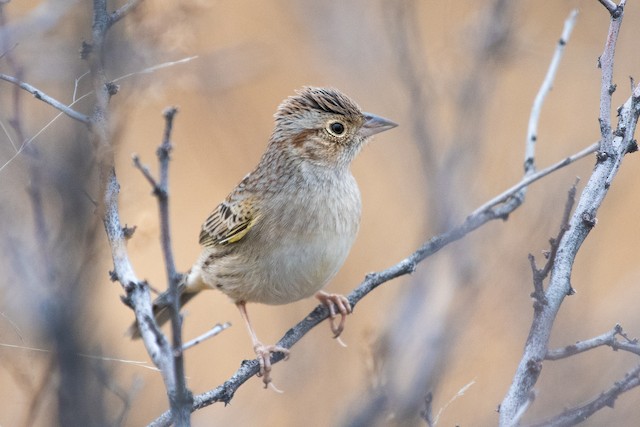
xmin=1 ymin=0 xmax=640 ymax=426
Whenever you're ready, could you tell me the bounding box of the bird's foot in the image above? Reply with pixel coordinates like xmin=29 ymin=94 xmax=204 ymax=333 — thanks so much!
xmin=253 ymin=342 xmax=290 ymax=389
xmin=315 ymin=291 xmax=352 ymax=339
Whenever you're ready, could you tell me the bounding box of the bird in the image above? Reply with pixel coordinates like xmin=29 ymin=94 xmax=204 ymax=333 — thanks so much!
xmin=130 ymin=86 xmax=397 ymax=387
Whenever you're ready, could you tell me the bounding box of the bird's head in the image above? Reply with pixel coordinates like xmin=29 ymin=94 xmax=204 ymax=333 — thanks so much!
xmin=271 ymin=87 xmax=397 ymax=168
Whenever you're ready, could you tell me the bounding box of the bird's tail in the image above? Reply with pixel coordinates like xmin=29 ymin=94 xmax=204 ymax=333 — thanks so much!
xmin=127 ymin=279 xmax=200 ymax=339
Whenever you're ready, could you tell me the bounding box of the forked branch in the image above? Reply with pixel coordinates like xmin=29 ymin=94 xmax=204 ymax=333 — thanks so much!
xmin=499 ymin=1 xmax=640 ymax=424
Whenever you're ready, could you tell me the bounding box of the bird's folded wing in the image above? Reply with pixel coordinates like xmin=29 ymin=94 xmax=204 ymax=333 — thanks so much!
xmin=199 ymin=197 xmax=260 ymax=247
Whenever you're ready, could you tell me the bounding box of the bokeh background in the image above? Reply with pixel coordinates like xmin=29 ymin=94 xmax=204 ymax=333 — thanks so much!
xmin=1 ymin=0 xmax=640 ymax=426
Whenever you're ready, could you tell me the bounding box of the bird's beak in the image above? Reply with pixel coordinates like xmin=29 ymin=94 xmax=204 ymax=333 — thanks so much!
xmin=359 ymin=112 xmax=398 ymax=138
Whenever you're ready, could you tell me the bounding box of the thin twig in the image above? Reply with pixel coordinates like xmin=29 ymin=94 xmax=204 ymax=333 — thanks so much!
xmin=546 ymin=324 xmax=640 ymax=359
xmin=132 ymin=107 xmax=192 ymax=424
xmin=526 ymin=364 xmax=640 ymax=427
xmin=0 ymin=56 xmax=197 ymax=175
xmin=528 ymin=182 xmax=578 ymax=303
xmin=109 ymin=0 xmax=143 ymax=27
xmin=471 ymin=143 xmax=596 ymax=217
xmin=0 ymin=74 xmax=91 ymax=124
xmin=432 ymin=380 xmax=476 ymax=425
xmin=471 ymin=8 xmax=581 ymax=221
xmin=597 ymin=0 xmax=622 ymax=16
xmin=0 ymin=342 xmax=159 ymax=370
xmin=112 ymin=56 xmax=198 ymax=84
xmin=157 ymin=107 xmax=193 ymax=421
xmin=182 ymin=323 xmax=232 ymax=351
xmin=132 ymin=156 xmax=158 ymax=190
xmin=525 ymin=9 xmax=579 ymax=174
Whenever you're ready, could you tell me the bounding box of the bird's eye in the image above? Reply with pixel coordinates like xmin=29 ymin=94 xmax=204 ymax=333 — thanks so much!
xmin=327 ymin=121 xmax=346 ymax=136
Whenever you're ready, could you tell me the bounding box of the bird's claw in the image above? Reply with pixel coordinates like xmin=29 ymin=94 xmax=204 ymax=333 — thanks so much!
xmin=253 ymin=343 xmax=290 ymax=389
xmin=316 ymin=291 xmax=352 ymax=338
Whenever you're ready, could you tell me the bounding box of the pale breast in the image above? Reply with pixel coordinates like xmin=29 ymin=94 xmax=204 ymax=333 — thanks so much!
xmin=198 ymin=169 xmax=362 ymax=305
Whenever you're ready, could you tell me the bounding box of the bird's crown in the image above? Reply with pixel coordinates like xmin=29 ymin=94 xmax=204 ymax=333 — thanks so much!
xmin=275 ymin=86 xmax=363 ymax=123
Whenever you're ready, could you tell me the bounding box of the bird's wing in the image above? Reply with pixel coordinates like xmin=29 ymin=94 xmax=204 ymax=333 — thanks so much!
xmin=199 ymin=195 xmax=260 ymax=247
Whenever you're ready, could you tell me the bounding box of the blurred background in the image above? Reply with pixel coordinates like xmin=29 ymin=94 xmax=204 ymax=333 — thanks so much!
xmin=1 ymin=0 xmax=640 ymax=425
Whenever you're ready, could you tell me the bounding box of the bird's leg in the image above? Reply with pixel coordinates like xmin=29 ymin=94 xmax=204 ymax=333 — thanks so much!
xmin=236 ymin=301 xmax=289 ymax=388
xmin=315 ymin=291 xmax=352 ymax=338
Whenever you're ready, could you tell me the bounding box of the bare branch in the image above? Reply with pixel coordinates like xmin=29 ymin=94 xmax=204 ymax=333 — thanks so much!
xmin=103 ymin=171 xmax=171 ymax=373
xmin=0 ymin=73 xmax=91 ymax=124
xmin=525 ymin=9 xmax=579 ymax=174
xmin=529 ymin=182 xmax=578 ymax=303
xmin=472 ymin=8 xmax=582 ymax=219
xmin=109 ymin=0 xmax=142 ymax=27
xmin=132 ymin=156 xmax=158 ymax=190
xmin=103 ymin=172 xmax=138 ymax=291
xmin=182 ymin=323 xmax=232 ymax=352
xmin=499 ymin=3 xmax=640 ymax=423
xmin=153 ymin=109 xmax=178 ymax=275
xmin=597 ymin=0 xmax=623 ymax=15
xmin=471 ymin=143 xmax=596 ymax=217
xmin=132 ymin=107 xmax=193 ymax=423
xmin=85 ymin=1 xmax=192 ymax=425
xmin=526 ymin=365 xmax=640 ymax=427
xmin=111 ymin=56 xmax=199 ymax=84
xmin=539 ymin=183 xmax=577 ymax=283
xmin=546 ymin=324 xmax=640 ymax=359
xmin=157 ymin=107 xmax=193 ymax=420
xmin=597 ymin=0 xmax=625 ymax=152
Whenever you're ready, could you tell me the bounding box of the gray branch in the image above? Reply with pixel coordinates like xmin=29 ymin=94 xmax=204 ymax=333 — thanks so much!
xmin=132 ymin=108 xmax=193 ymax=421
xmin=545 ymin=324 xmax=640 ymax=360
xmin=499 ymin=1 xmax=640 ymax=424
xmin=524 ymin=9 xmax=579 ymax=174
xmin=86 ymin=1 xmax=192 ymax=426
xmin=526 ymin=365 xmax=640 ymax=427
xmin=0 ymin=73 xmax=91 ymax=124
